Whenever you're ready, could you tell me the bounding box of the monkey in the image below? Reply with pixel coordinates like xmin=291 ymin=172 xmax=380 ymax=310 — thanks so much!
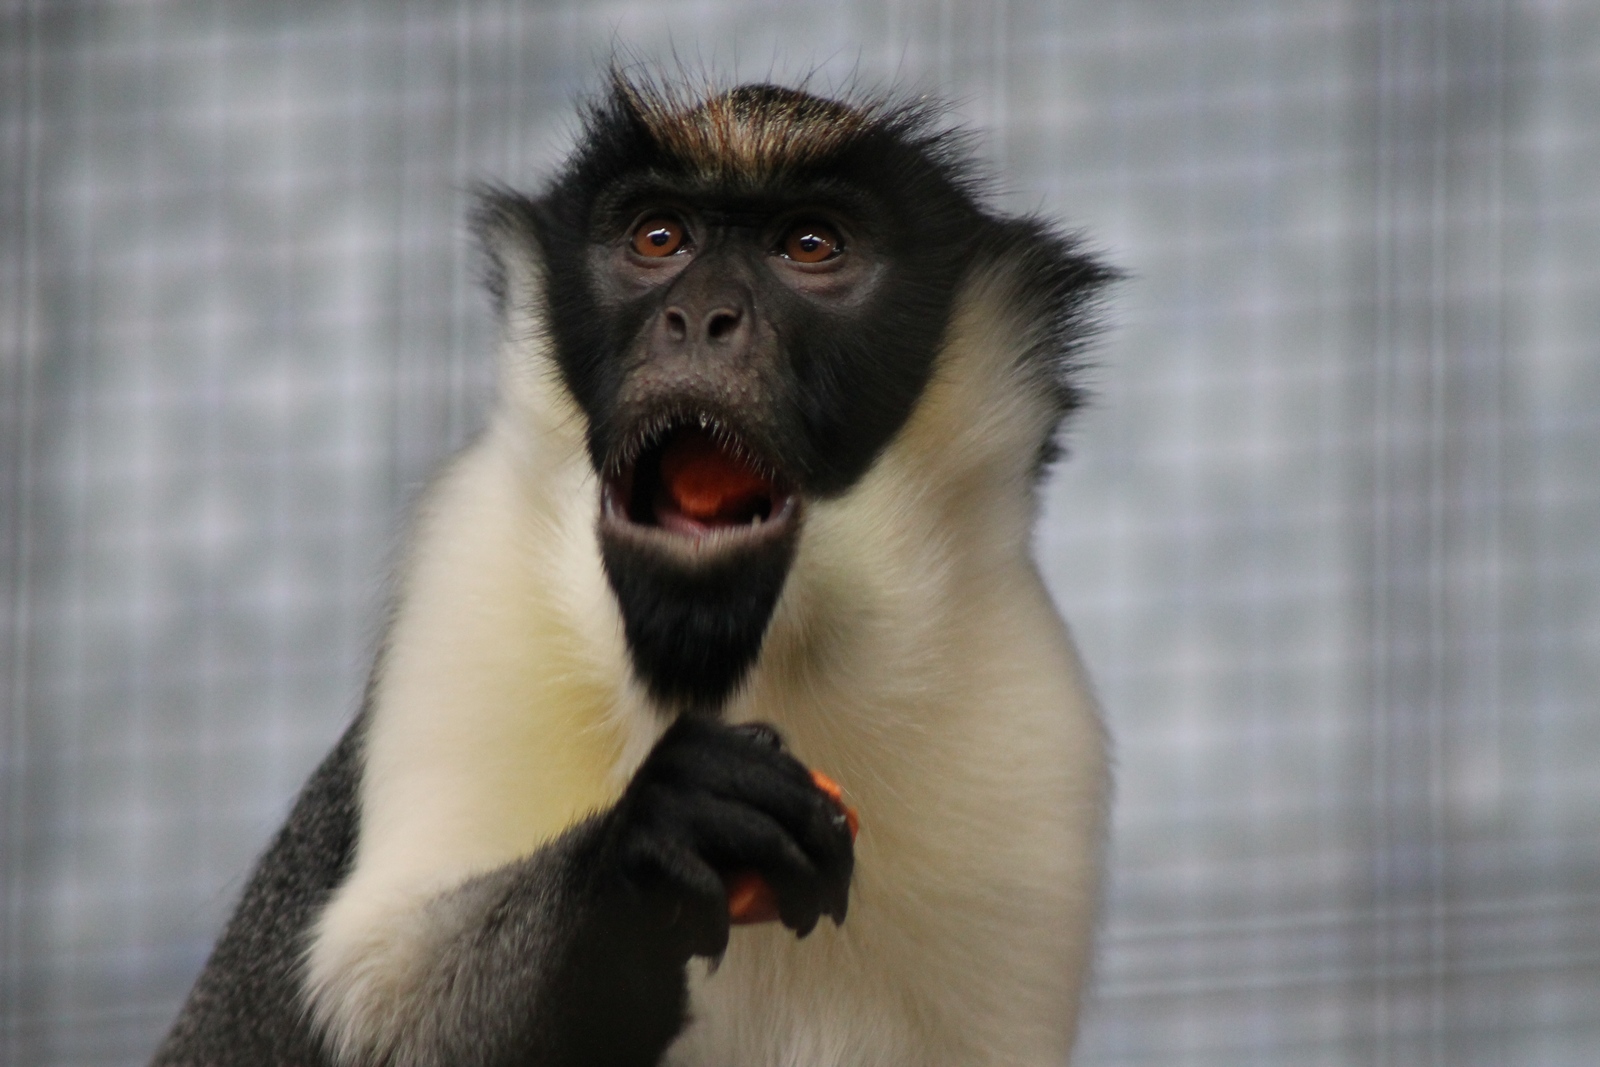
xmin=151 ymin=71 xmax=1115 ymax=1067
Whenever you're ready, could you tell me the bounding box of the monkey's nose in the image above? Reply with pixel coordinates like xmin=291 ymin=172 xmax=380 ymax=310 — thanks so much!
xmin=659 ymin=303 xmax=748 ymax=350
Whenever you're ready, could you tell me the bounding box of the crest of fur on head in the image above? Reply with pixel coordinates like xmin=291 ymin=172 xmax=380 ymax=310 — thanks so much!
xmin=590 ymin=65 xmax=983 ymax=189
xmin=614 ymin=71 xmax=876 ymax=181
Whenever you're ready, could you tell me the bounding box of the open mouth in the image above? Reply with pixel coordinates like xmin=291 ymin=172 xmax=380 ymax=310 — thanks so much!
xmin=597 ymin=414 xmax=803 ymax=706
xmin=602 ymin=417 xmax=798 ymax=547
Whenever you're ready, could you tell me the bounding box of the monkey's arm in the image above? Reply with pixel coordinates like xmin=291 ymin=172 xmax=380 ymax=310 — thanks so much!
xmin=154 ymin=716 xmax=852 ymax=1067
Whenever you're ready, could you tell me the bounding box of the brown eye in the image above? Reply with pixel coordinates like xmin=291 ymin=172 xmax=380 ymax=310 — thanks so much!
xmin=631 ymin=218 xmax=687 ymax=258
xmin=782 ymin=222 xmax=842 ymax=263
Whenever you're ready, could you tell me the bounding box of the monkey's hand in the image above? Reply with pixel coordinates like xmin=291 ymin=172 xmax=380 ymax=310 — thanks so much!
xmin=605 ymin=717 xmax=855 ymax=961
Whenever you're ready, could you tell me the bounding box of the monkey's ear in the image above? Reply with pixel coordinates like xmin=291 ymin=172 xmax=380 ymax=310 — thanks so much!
xmin=471 ymin=184 xmax=548 ymax=325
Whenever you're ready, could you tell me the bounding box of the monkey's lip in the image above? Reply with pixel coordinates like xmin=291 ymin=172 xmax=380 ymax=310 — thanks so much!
xmin=600 ymin=422 xmax=800 ymax=551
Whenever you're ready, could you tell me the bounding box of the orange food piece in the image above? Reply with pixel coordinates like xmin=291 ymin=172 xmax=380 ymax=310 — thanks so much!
xmin=659 ymin=432 xmax=771 ymax=523
xmin=727 ymin=769 xmax=858 ymax=926
xmin=807 ymin=769 xmax=860 ymax=838
xmin=725 ymin=871 xmax=781 ymax=925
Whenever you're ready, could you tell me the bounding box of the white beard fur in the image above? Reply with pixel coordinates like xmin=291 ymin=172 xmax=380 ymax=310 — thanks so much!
xmin=304 ymin=257 xmax=1109 ymax=1067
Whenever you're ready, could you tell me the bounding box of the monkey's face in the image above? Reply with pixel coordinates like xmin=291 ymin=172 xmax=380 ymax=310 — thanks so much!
xmin=590 ymin=198 xmax=880 ymax=533
xmin=517 ymin=83 xmax=982 ymax=710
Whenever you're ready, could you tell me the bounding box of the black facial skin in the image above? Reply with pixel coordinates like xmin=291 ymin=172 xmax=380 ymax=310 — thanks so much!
xmin=531 ymin=89 xmax=984 ymax=497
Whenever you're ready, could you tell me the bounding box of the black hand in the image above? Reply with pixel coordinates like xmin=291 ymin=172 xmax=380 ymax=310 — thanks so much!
xmin=605 ymin=716 xmax=856 ymax=960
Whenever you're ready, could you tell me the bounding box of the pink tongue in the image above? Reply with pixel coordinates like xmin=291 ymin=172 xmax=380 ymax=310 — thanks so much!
xmin=657 ymin=430 xmax=772 ymax=528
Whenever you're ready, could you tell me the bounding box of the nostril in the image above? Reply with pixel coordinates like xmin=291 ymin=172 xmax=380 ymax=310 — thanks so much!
xmin=663 ymin=308 xmax=689 ymax=342
xmin=705 ymin=307 xmax=742 ymax=341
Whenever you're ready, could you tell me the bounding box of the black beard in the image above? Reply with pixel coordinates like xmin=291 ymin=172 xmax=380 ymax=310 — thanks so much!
xmin=598 ymin=515 xmax=800 ymax=711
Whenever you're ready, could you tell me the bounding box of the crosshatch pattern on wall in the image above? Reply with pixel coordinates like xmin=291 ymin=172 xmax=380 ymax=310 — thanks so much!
xmin=3 ymin=2 xmax=1598 ymax=1064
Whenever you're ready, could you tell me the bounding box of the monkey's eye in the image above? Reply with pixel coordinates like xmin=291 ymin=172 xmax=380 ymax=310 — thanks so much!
xmin=631 ymin=218 xmax=688 ymax=258
xmin=780 ymin=221 xmax=843 ymax=263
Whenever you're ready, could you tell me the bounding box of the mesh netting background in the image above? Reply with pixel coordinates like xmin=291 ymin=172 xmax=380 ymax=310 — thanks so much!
xmin=3 ymin=2 xmax=1597 ymax=1064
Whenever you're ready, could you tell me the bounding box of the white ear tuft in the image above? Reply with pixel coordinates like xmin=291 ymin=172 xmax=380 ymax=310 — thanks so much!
xmin=471 ymin=185 xmax=548 ymax=330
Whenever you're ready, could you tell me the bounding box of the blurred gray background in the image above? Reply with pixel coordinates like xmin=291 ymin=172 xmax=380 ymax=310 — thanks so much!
xmin=3 ymin=1 xmax=1597 ymax=1064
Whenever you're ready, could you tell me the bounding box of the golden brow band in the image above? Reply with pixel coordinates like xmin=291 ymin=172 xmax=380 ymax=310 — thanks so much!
xmin=615 ymin=75 xmax=877 ymax=182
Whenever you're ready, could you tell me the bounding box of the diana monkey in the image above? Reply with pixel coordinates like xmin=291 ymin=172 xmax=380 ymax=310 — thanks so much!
xmin=153 ymin=73 xmax=1115 ymax=1067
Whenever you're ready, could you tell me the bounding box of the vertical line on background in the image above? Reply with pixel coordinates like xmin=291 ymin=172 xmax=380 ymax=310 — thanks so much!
xmin=2 ymin=0 xmax=45 ymax=1057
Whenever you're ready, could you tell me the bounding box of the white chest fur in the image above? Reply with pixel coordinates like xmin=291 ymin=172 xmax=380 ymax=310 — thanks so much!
xmin=307 ymin=267 xmax=1109 ymax=1066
